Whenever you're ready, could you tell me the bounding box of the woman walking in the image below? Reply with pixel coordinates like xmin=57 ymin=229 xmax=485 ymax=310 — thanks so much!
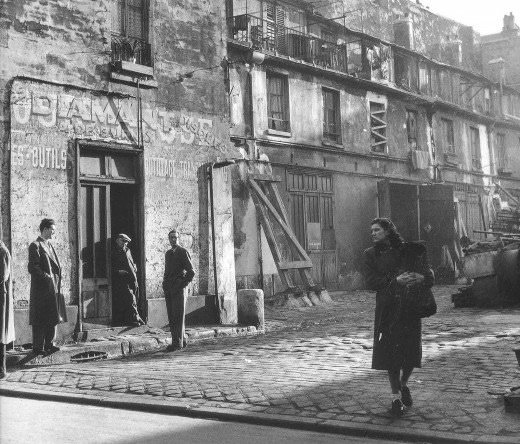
xmin=363 ymin=218 xmax=434 ymax=416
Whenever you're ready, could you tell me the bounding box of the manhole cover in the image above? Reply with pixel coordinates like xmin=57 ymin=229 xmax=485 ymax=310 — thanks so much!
xmin=70 ymin=351 xmax=108 ymax=363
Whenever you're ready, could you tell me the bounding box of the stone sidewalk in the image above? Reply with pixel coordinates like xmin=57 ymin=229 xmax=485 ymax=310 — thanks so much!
xmin=1 ymin=286 xmax=520 ymax=443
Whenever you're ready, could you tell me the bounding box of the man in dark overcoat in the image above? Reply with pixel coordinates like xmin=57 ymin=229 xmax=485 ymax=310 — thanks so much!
xmin=162 ymin=229 xmax=194 ymax=351
xmin=28 ymin=218 xmax=66 ymax=355
xmin=1 ymin=238 xmax=15 ymax=378
xmin=112 ymin=233 xmax=144 ymax=327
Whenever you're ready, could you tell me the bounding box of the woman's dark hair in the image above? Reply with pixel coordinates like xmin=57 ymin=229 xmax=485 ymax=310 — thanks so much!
xmin=39 ymin=218 xmax=56 ymax=232
xmin=370 ymin=217 xmax=404 ymax=248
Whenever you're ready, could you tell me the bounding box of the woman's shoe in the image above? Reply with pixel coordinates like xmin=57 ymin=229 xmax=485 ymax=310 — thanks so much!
xmin=391 ymin=398 xmax=404 ymax=416
xmin=401 ymin=386 xmax=413 ymax=407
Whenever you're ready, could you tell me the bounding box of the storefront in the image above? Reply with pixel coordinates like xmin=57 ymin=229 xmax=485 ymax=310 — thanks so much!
xmin=9 ymin=78 xmax=238 ymax=343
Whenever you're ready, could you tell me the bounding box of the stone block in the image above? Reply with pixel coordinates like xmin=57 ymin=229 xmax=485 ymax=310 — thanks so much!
xmin=14 ymin=306 xmax=78 ymax=346
xmin=237 ymin=289 xmax=264 ymax=329
xmin=318 ymin=290 xmax=333 ymax=304
xmin=308 ymin=292 xmax=322 ymax=306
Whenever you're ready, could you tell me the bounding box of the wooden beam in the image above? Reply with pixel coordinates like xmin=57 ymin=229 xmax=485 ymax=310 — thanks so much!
xmin=250 ymin=173 xmax=282 ymax=182
xmin=248 ymin=178 xmax=311 ymax=261
xmin=278 ymin=261 xmax=313 ymax=270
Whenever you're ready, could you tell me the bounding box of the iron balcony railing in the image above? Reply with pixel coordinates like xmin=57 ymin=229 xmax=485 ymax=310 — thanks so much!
xmin=228 ymin=14 xmax=348 ymax=74
xmin=111 ymin=35 xmax=153 ymax=67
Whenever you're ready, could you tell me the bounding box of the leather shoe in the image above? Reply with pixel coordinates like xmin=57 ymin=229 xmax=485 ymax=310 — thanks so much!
xmin=390 ymin=399 xmax=404 ymax=416
xmin=45 ymin=345 xmax=60 ymax=354
xmin=401 ymin=386 xmax=413 ymax=407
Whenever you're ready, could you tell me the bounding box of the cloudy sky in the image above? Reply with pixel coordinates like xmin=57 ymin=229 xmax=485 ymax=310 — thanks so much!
xmin=421 ymin=0 xmax=519 ymax=35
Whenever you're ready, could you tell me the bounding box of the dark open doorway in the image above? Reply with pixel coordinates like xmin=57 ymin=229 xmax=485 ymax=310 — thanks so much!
xmin=110 ymin=183 xmax=142 ymax=324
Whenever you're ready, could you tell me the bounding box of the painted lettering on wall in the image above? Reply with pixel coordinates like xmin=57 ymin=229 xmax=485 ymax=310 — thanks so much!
xmin=10 ymin=138 xmax=67 ymax=170
xmin=11 ymin=87 xmax=229 ymax=153
xmin=145 ymin=157 xmax=202 ymax=180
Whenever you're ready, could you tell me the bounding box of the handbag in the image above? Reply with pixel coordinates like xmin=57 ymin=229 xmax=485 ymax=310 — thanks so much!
xmin=401 ymin=285 xmax=437 ymax=318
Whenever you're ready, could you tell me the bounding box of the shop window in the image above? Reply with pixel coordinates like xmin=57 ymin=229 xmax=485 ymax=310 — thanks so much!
xmin=287 ymin=171 xmax=335 ymax=251
xmin=441 ymin=118 xmax=455 ymax=155
xmin=406 ymin=110 xmax=418 ymax=150
xmin=267 ymin=72 xmax=290 ymax=132
xmin=111 ymin=0 xmax=152 ymax=67
xmin=469 ymin=126 xmax=481 ymax=170
xmin=370 ymin=101 xmax=387 ymax=153
xmin=322 ymin=88 xmax=341 ymax=143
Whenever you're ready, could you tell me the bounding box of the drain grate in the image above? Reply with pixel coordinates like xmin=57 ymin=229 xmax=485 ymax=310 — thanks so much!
xmin=70 ymin=351 xmax=108 ymax=363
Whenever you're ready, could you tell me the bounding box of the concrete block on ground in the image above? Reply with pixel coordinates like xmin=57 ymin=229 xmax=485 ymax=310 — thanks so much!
xmin=462 ymin=251 xmax=497 ymax=278
xmin=237 ymin=289 xmax=265 ymax=329
xmin=14 ymin=306 xmax=78 ymax=346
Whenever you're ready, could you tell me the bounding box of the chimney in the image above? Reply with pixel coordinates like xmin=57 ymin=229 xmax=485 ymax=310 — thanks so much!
xmin=503 ymin=12 xmax=518 ymax=33
xmin=393 ymin=14 xmax=414 ymax=49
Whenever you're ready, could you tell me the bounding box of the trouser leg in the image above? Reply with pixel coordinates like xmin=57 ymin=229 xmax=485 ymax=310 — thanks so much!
xmin=32 ymin=325 xmax=44 ymax=352
xmin=0 ymin=343 xmax=6 ymax=374
xmin=169 ymin=290 xmax=185 ymax=349
xmin=44 ymin=325 xmax=57 ymax=350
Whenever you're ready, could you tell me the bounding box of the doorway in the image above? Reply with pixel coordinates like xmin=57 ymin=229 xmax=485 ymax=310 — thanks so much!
xmin=78 ymin=145 xmax=142 ymax=327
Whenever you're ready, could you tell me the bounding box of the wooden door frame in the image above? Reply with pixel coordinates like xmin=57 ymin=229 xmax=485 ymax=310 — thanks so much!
xmin=75 ymin=140 xmax=145 ymax=331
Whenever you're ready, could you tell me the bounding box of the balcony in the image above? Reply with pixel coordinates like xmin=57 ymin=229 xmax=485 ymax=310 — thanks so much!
xmin=111 ymin=35 xmax=153 ymax=77
xmin=228 ymin=14 xmax=348 ymax=74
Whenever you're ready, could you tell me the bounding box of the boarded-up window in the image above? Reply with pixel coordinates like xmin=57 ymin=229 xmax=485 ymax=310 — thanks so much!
xmin=496 ymin=133 xmax=507 ymax=170
xmin=406 ymin=110 xmax=418 ymax=150
xmin=441 ymin=118 xmax=455 ymax=155
xmin=370 ymin=101 xmax=387 ymax=153
xmin=470 ymin=126 xmax=481 ymax=170
xmin=287 ymin=171 xmax=335 ymax=251
xmin=322 ymin=88 xmax=341 ymax=143
xmin=267 ymin=72 xmax=290 ymax=132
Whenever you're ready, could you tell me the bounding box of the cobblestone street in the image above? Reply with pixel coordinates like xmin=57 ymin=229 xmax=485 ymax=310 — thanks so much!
xmin=2 ymin=286 xmax=520 ymax=443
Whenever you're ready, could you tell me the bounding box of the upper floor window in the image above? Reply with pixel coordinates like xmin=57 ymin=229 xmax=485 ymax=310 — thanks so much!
xmin=406 ymin=110 xmax=418 ymax=150
xmin=322 ymin=88 xmax=341 ymax=144
xmin=370 ymin=101 xmax=387 ymax=153
xmin=111 ymin=0 xmax=152 ymax=67
xmin=267 ymin=72 xmax=290 ymax=132
xmin=441 ymin=118 xmax=455 ymax=155
xmin=469 ymin=126 xmax=481 ymax=170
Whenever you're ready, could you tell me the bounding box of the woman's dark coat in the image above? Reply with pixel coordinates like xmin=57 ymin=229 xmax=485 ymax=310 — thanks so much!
xmin=363 ymin=242 xmax=434 ymax=370
xmin=28 ymin=237 xmax=66 ymax=326
xmin=0 ymin=241 xmax=15 ymax=344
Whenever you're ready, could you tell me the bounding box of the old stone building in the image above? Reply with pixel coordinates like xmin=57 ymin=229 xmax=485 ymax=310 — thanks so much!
xmin=227 ymin=0 xmax=520 ymax=292
xmin=1 ymin=0 xmax=241 ymax=343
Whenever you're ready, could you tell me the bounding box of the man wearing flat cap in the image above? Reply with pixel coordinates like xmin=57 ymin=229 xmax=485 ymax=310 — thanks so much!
xmin=112 ymin=233 xmax=144 ymax=327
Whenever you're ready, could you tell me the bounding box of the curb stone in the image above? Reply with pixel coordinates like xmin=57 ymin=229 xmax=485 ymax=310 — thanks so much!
xmin=1 ymin=383 xmax=518 ymax=444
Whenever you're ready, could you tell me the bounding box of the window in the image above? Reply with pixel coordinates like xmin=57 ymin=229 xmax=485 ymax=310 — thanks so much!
xmin=406 ymin=110 xmax=418 ymax=150
xmin=322 ymin=88 xmax=341 ymax=143
xmin=267 ymin=73 xmax=290 ymax=132
xmin=111 ymin=0 xmax=151 ymax=66
xmin=469 ymin=126 xmax=481 ymax=170
xmin=496 ymin=133 xmax=507 ymax=171
xmin=419 ymin=61 xmax=431 ymax=95
xmin=441 ymin=118 xmax=455 ymax=155
xmin=370 ymin=101 xmax=387 ymax=153
xmin=287 ymin=172 xmax=335 ymax=251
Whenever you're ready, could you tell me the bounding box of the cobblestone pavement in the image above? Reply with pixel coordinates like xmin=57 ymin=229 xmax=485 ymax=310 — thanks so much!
xmin=2 ymin=286 xmax=520 ymax=443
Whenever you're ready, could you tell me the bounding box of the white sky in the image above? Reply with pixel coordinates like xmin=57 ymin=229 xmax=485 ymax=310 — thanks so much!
xmin=421 ymin=0 xmax=519 ymax=35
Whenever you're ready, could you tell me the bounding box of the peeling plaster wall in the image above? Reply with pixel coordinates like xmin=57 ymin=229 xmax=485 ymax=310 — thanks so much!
xmin=2 ymin=1 xmax=239 ymax=323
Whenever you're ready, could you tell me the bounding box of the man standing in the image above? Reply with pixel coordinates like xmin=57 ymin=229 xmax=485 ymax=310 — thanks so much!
xmin=112 ymin=233 xmax=144 ymax=327
xmin=28 ymin=218 xmax=66 ymax=355
xmin=163 ymin=229 xmax=194 ymax=351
